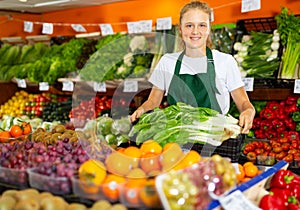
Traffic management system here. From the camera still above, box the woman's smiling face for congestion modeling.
[180,8,210,53]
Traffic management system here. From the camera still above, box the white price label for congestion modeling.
[294,79,300,94]
[123,80,138,92]
[242,77,254,92]
[156,17,172,30]
[99,24,114,36]
[42,23,53,34]
[39,82,49,91]
[127,20,152,34]
[219,190,261,210]
[93,82,107,92]
[62,81,74,91]
[71,24,86,32]
[241,0,261,13]
[139,20,153,33]
[24,21,33,33]
[16,78,27,88]
[127,22,138,34]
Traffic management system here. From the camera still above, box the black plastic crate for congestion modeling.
[183,134,245,162]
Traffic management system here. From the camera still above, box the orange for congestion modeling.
[102,174,126,201]
[140,153,161,174]
[236,164,245,182]
[123,146,142,168]
[244,164,258,178]
[243,162,254,168]
[140,140,162,156]
[140,178,161,208]
[10,125,23,138]
[105,152,134,176]
[178,150,201,168]
[117,147,126,153]
[78,159,107,193]
[0,131,11,143]
[161,142,183,172]
[123,178,146,205]
[21,122,32,135]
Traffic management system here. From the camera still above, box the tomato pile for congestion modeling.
[0,121,32,142]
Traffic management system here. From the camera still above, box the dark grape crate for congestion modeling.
[183,134,245,162]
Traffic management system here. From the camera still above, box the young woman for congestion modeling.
[130,1,255,134]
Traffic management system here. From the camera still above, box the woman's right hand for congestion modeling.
[130,107,145,122]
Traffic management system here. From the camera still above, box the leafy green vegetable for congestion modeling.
[129,102,241,147]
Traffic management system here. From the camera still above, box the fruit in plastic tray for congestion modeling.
[161,155,237,210]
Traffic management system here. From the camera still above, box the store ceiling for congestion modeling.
[0,0,129,14]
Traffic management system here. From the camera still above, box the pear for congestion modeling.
[0,196,16,210]
[14,198,39,210]
[66,203,87,210]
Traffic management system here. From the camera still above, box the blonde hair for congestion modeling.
[179,1,212,48]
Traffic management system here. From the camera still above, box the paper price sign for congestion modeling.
[139,20,152,33]
[156,17,172,30]
[93,82,107,92]
[219,190,261,210]
[24,21,33,33]
[39,82,49,91]
[123,80,138,92]
[294,79,300,94]
[71,24,86,32]
[62,81,74,91]
[127,22,139,34]
[242,77,254,92]
[241,0,261,13]
[100,24,114,36]
[42,23,53,34]
[16,78,27,88]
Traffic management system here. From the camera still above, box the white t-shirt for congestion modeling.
[149,50,244,114]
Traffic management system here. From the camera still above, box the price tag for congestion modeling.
[294,79,300,94]
[93,82,107,92]
[71,24,86,32]
[99,24,114,36]
[62,80,74,91]
[42,23,53,34]
[127,21,140,34]
[139,20,152,33]
[156,17,172,30]
[123,80,138,92]
[242,77,254,92]
[241,0,261,13]
[39,82,49,91]
[24,21,33,33]
[16,78,27,88]
[219,190,261,210]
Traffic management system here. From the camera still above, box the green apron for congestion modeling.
[167,47,222,113]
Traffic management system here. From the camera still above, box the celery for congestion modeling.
[280,33,300,79]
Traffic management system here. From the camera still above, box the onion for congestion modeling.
[271,41,280,51]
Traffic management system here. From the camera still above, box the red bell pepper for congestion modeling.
[287,196,300,210]
[266,101,280,111]
[260,108,276,119]
[291,184,300,201]
[285,104,299,114]
[272,118,286,133]
[270,169,294,189]
[270,187,292,202]
[259,192,287,210]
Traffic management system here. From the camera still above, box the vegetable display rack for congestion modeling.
[235,16,278,35]
[183,134,245,162]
